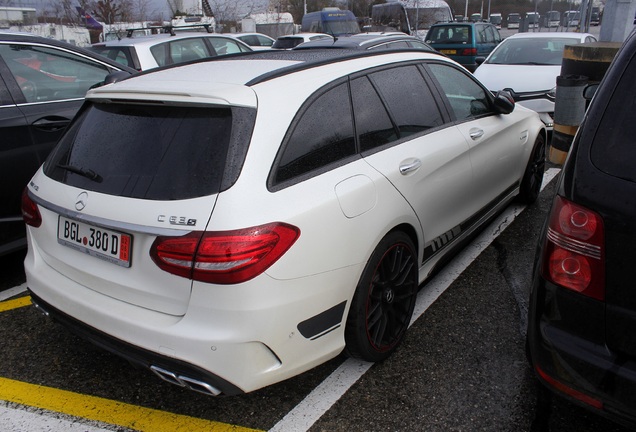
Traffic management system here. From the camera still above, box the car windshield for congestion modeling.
[486,37,580,65]
[426,26,471,44]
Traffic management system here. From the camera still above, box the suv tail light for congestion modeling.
[541,196,605,300]
[21,188,42,228]
[461,48,478,56]
[150,222,300,284]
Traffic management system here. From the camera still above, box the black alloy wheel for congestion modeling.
[345,231,418,362]
[518,134,546,204]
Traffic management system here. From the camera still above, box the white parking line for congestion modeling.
[0,405,114,432]
[270,168,560,432]
[0,283,27,302]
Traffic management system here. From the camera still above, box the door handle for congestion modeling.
[32,117,71,132]
[469,128,484,140]
[399,159,422,175]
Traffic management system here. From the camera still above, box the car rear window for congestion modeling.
[273,38,302,49]
[426,26,471,44]
[43,103,255,200]
[590,51,636,182]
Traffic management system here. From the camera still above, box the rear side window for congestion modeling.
[91,46,136,69]
[208,38,250,55]
[44,103,255,200]
[351,76,396,151]
[590,51,636,182]
[168,38,210,63]
[274,82,355,184]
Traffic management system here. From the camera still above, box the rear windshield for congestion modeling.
[44,102,255,200]
[590,50,636,182]
[426,26,472,44]
[273,38,303,49]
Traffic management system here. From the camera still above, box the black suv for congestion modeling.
[527,29,636,428]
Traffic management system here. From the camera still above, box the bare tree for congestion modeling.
[208,0,256,22]
[94,0,122,23]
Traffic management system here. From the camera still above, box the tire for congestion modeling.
[344,231,418,362]
[517,134,546,205]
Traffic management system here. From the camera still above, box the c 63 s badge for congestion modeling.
[157,215,197,226]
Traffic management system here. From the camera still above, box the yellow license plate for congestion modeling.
[440,49,457,55]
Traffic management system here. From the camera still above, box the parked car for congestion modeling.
[424,21,501,72]
[293,32,434,51]
[0,32,135,257]
[272,33,333,49]
[23,48,546,396]
[527,29,636,429]
[221,32,275,50]
[90,32,253,70]
[473,32,597,131]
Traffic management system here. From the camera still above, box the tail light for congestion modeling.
[150,222,300,284]
[21,188,42,228]
[460,48,477,56]
[541,196,605,300]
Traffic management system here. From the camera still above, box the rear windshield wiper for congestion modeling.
[57,164,103,183]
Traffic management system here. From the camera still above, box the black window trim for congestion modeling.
[357,62,450,158]
[267,76,360,192]
[267,60,459,192]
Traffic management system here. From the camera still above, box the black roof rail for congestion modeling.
[125,23,213,38]
[162,23,213,36]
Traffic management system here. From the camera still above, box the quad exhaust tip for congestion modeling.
[150,365,222,396]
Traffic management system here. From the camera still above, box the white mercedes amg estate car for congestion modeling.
[23,48,546,395]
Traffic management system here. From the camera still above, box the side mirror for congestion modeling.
[104,70,134,85]
[90,71,133,90]
[583,83,599,100]
[475,56,486,65]
[493,90,515,114]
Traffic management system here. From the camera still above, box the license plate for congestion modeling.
[440,49,457,55]
[58,216,132,267]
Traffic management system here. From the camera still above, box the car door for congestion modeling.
[0,69,32,253]
[355,64,475,264]
[0,41,120,253]
[426,62,528,215]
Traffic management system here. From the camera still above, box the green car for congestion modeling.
[425,22,501,72]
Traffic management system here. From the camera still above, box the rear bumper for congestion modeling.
[528,277,636,429]
[24,236,357,394]
[30,291,243,396]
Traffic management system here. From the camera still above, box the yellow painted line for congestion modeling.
[0,296,31,313]
[0,377,262,431]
